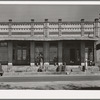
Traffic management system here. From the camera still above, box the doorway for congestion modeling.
[63,42,81,65]
[13,41,30,65]
[70,49,75,64]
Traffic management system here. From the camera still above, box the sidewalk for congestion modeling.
[1,66,100,90]
[2,66,100,77]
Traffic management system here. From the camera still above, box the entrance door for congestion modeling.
[16,48,29,65]
[13,42,30,65]
[70,48,80,65]
[63,42,81,65]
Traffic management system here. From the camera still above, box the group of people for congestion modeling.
[35,54,58,67]
[35,53,95,73]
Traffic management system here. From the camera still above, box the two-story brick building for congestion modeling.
[0,18,99,67]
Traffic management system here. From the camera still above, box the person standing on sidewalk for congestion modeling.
[90,60,94,73]
[53,57,58,66]
[39,53,44,69]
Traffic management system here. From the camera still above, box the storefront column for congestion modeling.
[58,41,62,65]
[44,42,49,65]
[30,41,35,66]
[8,41,13,66]
[81,19,84,37]
[94,41,97,65]
[81,41,85,66]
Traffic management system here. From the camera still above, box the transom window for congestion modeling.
[0,42,7,47]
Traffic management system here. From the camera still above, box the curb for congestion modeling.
[2,71,100,77]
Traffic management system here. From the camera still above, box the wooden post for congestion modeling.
[8,41,13,66]
[81,41,85,66]
[30,41,35,66]
[44,42,49,65]
[58,41,62,65]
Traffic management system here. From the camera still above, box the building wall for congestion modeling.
[0,19,99,41]
[0,19,98,66]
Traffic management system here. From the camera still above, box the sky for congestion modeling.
[0,5,100,22]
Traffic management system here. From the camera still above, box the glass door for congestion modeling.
[16,48,29,65]
[13,41,30,65]
[17,49,27,61]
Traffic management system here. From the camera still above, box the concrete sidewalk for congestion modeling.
[2,67,100,77]
[1,65,100,77]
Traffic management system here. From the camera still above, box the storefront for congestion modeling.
[0,40,95,66]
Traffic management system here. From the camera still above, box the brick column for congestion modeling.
[44,19,49,37]
[44,42,49,65]
[31,19,34,36]
[94,18,99,37]
[8,19,12,36]
[81,41,85,66]
[81,19,84,37]
[8,41,13,66]
[58,19,62,36]
[30,41,35,66]
[58,41,62,65]
[94,41,97,64]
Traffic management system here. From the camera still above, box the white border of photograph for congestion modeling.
[0,1,100,99]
